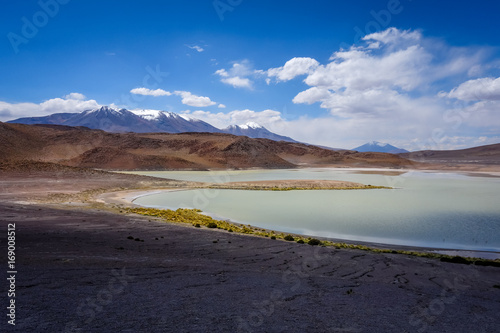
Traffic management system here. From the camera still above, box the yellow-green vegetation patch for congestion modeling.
[125,207,254,234]
[126,207,500,267]
[205,185,391,191]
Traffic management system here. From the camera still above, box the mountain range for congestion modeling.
[0,122,414,170]
[8,106,297,143]
[353,141,409,154]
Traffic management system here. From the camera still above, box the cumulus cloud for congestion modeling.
[130,87,218,107]
[444,77,500,101]
[173,91,216,107]
[0,94,100,121]
[130,87,172,96]
[267,57,319,82]
[292,87,332,105]
[215,60,259,89]
[181,109,284,129]
[220,75,252,89]
[64,92,86,100]
[259,27,484,123]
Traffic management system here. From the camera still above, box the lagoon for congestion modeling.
[128,169,500,255]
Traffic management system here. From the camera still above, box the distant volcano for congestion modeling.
[222,122,297,142]
[353,141,409,154]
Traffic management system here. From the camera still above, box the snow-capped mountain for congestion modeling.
[353,141,409,154]
[7,107,298,142]
[222,122,297,142]
[62,106,159,133]
[131,109,220,133]
[8,105,308,143]
[8,106,219,134]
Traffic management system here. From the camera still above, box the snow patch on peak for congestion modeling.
[240,122,263,129]
[131,109,163,121]
[85,106,124,115]
[178,114,200,122]
[178,113,201,123]
[367,141,388,147]
[132,109,182,121]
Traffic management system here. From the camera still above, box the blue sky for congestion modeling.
[1,0,500,150]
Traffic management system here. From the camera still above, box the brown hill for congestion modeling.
[400,143,500,165]
[0,122,414,170]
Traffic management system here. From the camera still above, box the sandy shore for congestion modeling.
[1,168,499,332]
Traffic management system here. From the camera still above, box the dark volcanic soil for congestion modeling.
[1,203,499,333]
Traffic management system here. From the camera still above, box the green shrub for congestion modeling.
[307,238,321,246]
[270,236,276,240]
[440,256,471,265]
[284,235,295,241]
[207,222,217,228]
[194,223,201,228]
[297,239,304,244]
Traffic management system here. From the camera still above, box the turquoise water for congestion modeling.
[129,169,500,253]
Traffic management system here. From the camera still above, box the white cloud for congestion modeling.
[215,60,258,89]
[292,87,332,105]
[257,27,485,129]
[173,91,216,107]
[445,77,500,101]
[218,104,226,108]
[0,94,100,121]
[130,87,172,96]
[267,57,319,82]
[186,45,204,52]
[215,69,228,77]
[64,92,86,100]
[181,109,284,129]
[220,76,252,89]
[362,27,422,48]
[130,88,218,107]
[177,106,433,150]
[303,44,431,95]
